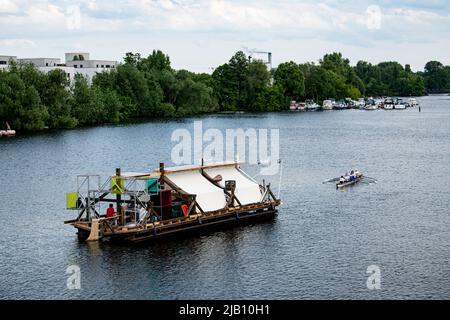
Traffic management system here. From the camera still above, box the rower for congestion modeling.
[339,176,345,183]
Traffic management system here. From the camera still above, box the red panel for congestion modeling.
[160,189,172,207]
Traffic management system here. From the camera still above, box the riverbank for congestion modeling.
[2,50,437,133]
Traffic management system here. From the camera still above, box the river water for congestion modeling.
[0,95,449,299]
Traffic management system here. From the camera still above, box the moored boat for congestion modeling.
[364,98,378,110]
[297,102,306,111]
[332,100,346,110]
[407,97,419,107]
[0,122,15,137]
[394,98,406,109]
[322,100,333,110]
[383,97,395,109]
[289,100,298,111]
[306,99,319,111]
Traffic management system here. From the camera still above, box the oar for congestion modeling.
[360,178,377,184]
[322,177,340,184]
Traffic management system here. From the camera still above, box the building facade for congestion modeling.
[0,52,118,82]
[0,55,17,69]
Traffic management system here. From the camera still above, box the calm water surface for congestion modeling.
[0,95,449,299]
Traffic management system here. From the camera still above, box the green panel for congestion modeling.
[111,177,124,194]
[172,204,182,218]
[146,178,159,193]
[66,192,78,209]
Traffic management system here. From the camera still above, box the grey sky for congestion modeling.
[1,0,449,71]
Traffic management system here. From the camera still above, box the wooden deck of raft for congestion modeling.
[70,199,280,242]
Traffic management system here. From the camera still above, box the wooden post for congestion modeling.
[116,167,122,226]
[159,162,165,190]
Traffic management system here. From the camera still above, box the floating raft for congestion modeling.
[64,161,280,243]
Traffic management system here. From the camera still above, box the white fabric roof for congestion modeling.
[166,171,226,212]
[206,167,262,205]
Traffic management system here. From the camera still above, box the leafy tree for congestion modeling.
[254,84,284,112]
[273,61,304,101]
[44,69,77,128]
[114,63,162,117]
[124,52,141,66]
[138,50,171,72]
[176,79,217,115]
[423,61,448,92]
[0,71,48,131]
[247,60,271,110]
[71,74,96,124]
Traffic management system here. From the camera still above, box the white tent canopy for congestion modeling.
[165,170,226,212]
[206,167,262,205]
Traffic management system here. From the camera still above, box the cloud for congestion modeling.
[0,38,36,48]
[1,0,450,70]
[0,0,20,13]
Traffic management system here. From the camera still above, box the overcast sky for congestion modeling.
[1,0,450,72]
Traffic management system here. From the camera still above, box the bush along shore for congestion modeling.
[1,50,448,132]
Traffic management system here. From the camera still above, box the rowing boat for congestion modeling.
[335,173,363,189]
[336,177,361,189]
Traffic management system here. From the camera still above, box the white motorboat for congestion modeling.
[297,102,306,111]
[383,98,395,109]
[394,98,406,109]
[306,100,319,111]
[408,98,419,107]
[289,100,298,111]
[332,100,346,110]
[322,100,333,110]
[0,122,15,137]
[355,98,365,109]
[364,103,378,110]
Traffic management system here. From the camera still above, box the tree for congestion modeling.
[18,86,48,131]
[211,51,249,111]
[159,69,181,106]
[176,79,217,115]
[212,63,236,110]
[71,74,96,124]
[424,61,448,92]
[246,60,271,110]
[124,52,141,66]
[114,63,163,117]
[228,51,250,110]
[0,71,48,131]
[273,61,305,101]
[320,52,351,76]
[254,84,284,112]
[138,50,171,72]
[44,69,77,128]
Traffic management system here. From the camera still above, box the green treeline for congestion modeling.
[0,50,448,132]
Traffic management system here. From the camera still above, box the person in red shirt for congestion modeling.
[106,204,115,219]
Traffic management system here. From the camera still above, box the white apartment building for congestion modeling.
[0,55,17,69]
[0,52,118,82]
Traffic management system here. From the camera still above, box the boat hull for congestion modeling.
[72,202,279,244]
[127,207,277,243]
[0,130,16,137]
[336,177,362,189]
